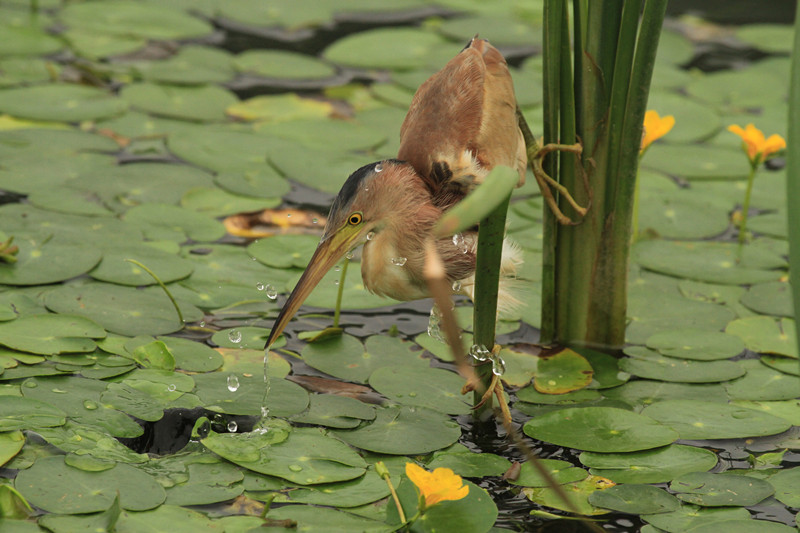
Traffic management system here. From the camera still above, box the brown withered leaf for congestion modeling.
[224,207,325,238]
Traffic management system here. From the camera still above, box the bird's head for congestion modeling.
[265,159,418,348]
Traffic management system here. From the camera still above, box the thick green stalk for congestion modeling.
[788,0,800,367]
[471,196,511,413]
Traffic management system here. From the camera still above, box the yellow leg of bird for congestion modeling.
[517,109,589,225]
[466,344,512,428]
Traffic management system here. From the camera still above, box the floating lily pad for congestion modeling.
[516,385,601,405]
[620,347,746,383]
[684,520,796,533]
[90,243,194,286]
[741,281,793,317]
[642,505,751,532]
[368,365,470,415]
[522,475,613,515]
[523,406,678,453]
[302,334,427,384]
[121,82,237,122]
[324,28,458,70]
[38,495,121,533]
[0,397,66,431]
[214,167,290,199]
[427,451,511,478]
[15,455,165,514]
[588,484,680,514]
[137,45,235,85]
[164,462,243,506]
[248,234,318,269]
[760,355,800,376]
[0,314,105,355]
[203,426,366,485]
[290,394,375,429]
[45,282,201,336]
[334,405,461,455]
[580,444,718,484]
[670,472,774,507]
[0,24,63,57]
[506,459,588,487]
[0,84,127,122]
[533,348,593,393]
[726,316,797,358]
[193,372,307,418]
[768,467,800,507]
[602,380,728,411]
[115,504,220,533]
[235,50,336,79]
[268,504,392,533]
[0,430,24,467]
[124,203,226,243]
[641,400,791,439]
[645,329,745,361]
[227,93,332,122]
[725,359,800,401]
[0,238,102,286]
[269,145,375,194]
[688,69,786,110]
[275,467,391,508]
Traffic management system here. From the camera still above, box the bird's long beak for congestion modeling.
[265,227,362,349]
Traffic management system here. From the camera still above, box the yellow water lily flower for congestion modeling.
[727,123,786,166]
[405,462,469,509]
[640,110,675,153]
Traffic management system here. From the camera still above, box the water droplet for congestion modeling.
[312,218,319,224]
[167,384,176,392]
[228,330,242,344]
[83,400,97,410]
[23,381,37,388]
[334,265,341,272]
[227,420,238,432]
[288,464,303,472]
[256,282,265,291]
[427,307,444,342]
[366,231,375,241]
[260,406,270,418]
[469,344,490,362]
[374,163,383,173]
[452,280,462,291]
[491,356,506,376]
[286,213,292,218]
[198,320,206,328]
[265,284,277,300]
[391,257,407,266]
[333,280,339,286]
[345,250,354,259]
[227,374,240,392]
[452,233,469,253]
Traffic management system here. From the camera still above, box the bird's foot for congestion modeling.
[531,142,589,225]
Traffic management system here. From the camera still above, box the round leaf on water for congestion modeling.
[0,24,63,57]
[15,455,165,514]
[90,244,194,286]
[670,472,774,507]
[248,234,318,269]
[533,348,593,393]
[687,69,786,110]
[268,504,392,533]
[645,91,721,143]
[276,467,390,508]
[368,365,470,415]
[724,359,800,401]
[588,484,680,514]
[137,45,235,85]
[180,186,279,218]
[580,444,718,484]
[121,82,237,122]
[0,239,102,286]
[642,144,749,180]
[114,504,219,533]
[0,84,127,122]
[733,399,800,425]
[192,372,308,418]
[302,334,427,384]
[0,314,105,355]
[290,393,375,429]
[685,520,796,533]
[643,505,751,532]
[334,405,461,455]
[620,346,745,383]
[506,459,588,487]
[211,327,285,351]
[45,283,201,336]
[736,24,794,52]
[124,203,226,243]
[227,93,331,122]
[214,167,290,199]
[516,386,601,405]
[427,451,511,478]
[645,329,745,361]
[521,475,613,516]
[760,355,800,376]
[641,400,791,439]
[100,382,165,422]
[235,50,336,79]
[164,462,244,506]
[603,380,728,411]
[726,316,798,358]
[157,336,222,373]
[0,397,66,431]
[577,347,630,389]
[522,406,678,453]
[269,145,375,194]
[740,281,794,317]
[203,427,366,485]
[768,467,800,507]
[0,431,24,467]
[324,28,458,70]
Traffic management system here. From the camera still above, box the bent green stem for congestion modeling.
[124,259,184,325]
[737,162,759,256]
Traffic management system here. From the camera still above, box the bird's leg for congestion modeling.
[467,344,513,427]
[517,108,589,225]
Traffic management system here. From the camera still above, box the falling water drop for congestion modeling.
[227,420,238,432]
[265,284,278,300]
[390,257,407,266]
[228,330,242,344]
[427,307,444,342]
[227,374,240,392]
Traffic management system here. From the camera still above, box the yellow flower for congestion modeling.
[641,110,675,152]
[728,123,786,166]
[405,463,469,509]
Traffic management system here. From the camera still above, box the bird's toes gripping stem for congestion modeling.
[462,344,513,427]
[530,142,589,226]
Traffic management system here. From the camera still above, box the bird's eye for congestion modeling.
[348,212,363,225]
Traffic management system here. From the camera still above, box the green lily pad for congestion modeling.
[290,394,375,429]
[588,484,680,514]
[603,380,728,411]
[100,382,166,422]
[269,145,375,195]
[90,243,194,286]
[638,190,731,239]
[522,406,678,452]
[733,400,800,426]
[368,365,470,415]
[670,472,774,507]
[181,186,281,217]
[334,405,461,455]
[687,69,786,110]
[643,505,751,533]
[302,334,428,384]
[533,348,593,393]
[15,455,165,514]
[506,459,588,487]
[0,397,66,431]
[0,314,105,355]
[275,467,391,508]
[45,282,202,336]
[0,431,24,467]
[0,238,102,286]
[121,82,237,122]
[248,234,319,269]
[641,400,791,439]
[0,24,63,57]
[685,519,796,533]
[740,281,794,317]
[136,45,235,85]
[620,347,746,383]
[645,328,745,360]
[268,504,392,533]
[634,240,786,285]
[736,24,794,52]
[725,359,800,400]
[203,426,366,485]
[0,84,127,122]
[38,494,121,533]
[157,336,222,373]
[192,372,308,418]
[227,94,332,122]
[768,467,800,507]
[645,91,721,143]
[235,50,336,79]
[164,462,243,506]
[747,211,788,239]
[214,167,290,199]
[580,444,719,484]
[522,475,613,515]
[115,504,220,533]
[760,355,800,376]
[124,203,226,243]
[427,451,511,478]
[516,386,601,405]
[324,28,458,70]
[726,316,797,358]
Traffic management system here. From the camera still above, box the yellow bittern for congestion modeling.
[265,38,532,348]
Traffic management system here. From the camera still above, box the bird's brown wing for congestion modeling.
[397,38,526,208]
